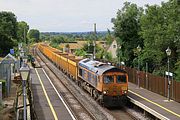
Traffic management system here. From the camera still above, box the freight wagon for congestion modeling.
[38,43,128,106]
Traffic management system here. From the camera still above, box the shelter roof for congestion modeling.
[0,53,17,64]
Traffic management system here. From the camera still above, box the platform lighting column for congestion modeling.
[20,64,30,120]
[137,45,141,88]
[93,23,97,60]
[118,45,122,68]
[88,42,90,53]
[20,48,25,67]
[166,47,171,101]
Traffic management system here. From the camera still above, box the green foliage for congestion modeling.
[83,41,95,53]
[0,11,18,39]
[112,0,179,80]
[139,0,179,74]
[112,2,143,66]
[0,11,18,56]
[104,29,113,45]
[95,46,112,61]
[17,21,29,43]
[75,49,86,57]
[175,61,180,81]
[28,29,40,43]
[51,36,65,44]
[49,35,68,49]
[50,43,61,49]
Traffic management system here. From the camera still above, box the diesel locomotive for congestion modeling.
[38,43,128,106]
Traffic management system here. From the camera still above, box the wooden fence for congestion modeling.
[96,59,180,103]
[124,67,180,103]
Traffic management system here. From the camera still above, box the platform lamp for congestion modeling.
[118,45,122,68]
[137,45,141,88]
[166,47,171,101]
[20,49,25,68]
[23,55,28,65]
[20,65,30,120]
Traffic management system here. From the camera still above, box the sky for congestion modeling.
[0,0,168,32]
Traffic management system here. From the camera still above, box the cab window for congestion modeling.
[117,75,126,83]
[79,68,82,76]
[104,76,114,84]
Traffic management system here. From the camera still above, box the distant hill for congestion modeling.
[41,31,108,36]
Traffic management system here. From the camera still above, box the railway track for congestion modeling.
[33,46,138,120]
[34,46,112,120]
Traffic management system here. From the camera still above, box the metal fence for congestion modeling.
[0,61,11,97]
[0,53,18,97]
[124,67,180,103]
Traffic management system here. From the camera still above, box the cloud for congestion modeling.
[0,0,167,32]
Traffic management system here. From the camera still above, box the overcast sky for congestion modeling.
[0,0,167,32]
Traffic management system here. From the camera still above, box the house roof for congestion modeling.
[106,39,117,50]
[59,41,106,50]
[59,41,86,50]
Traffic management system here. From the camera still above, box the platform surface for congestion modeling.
[31,68,74,120]
[128,82,180,120]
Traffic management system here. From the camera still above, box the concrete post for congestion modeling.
[7,65,11,97]
[0,82,2,102]
[23,80,27,120]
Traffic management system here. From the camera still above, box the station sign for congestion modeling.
[165,71,173,77]
[10,49,14,55]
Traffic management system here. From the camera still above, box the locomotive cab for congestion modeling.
[102,73,128,96]
[78,58,128,106]
[102,69,128,106]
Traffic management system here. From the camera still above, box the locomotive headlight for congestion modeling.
[103,91,107,94]
[123,90,127,94]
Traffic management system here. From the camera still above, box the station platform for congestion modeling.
[31,68,75,120]
[128,82,180,120]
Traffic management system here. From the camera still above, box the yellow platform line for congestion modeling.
[129,90,180,118]
[35,68,58,120]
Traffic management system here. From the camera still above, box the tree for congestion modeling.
[28,29,40,43]
[104,29,113,45]
[139,0,179,74]
[175,61,180,81]
[17,21,29,43]
[75,49,86,57]
[51,36,65,44]
[0,11,18,56]
[112,2,144,66]
[0,11,18,39]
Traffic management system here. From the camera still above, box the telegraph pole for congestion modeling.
[93,23,96,60]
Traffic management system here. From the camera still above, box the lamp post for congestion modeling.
[118,45,122,68]
[20,64,30,120]
[20,49,24,68]
[137,45,141,88]
[166,47,171,101]
[23,56,28,65]
[93,41,96,59]
[93,23,97,60]
[88,42,90,53]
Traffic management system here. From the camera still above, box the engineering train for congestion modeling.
[38,43,128,106]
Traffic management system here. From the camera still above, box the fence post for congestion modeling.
[0,82,2,102]
[172,75,173,99]
[165,74,166,97]
[146,62,148,89]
